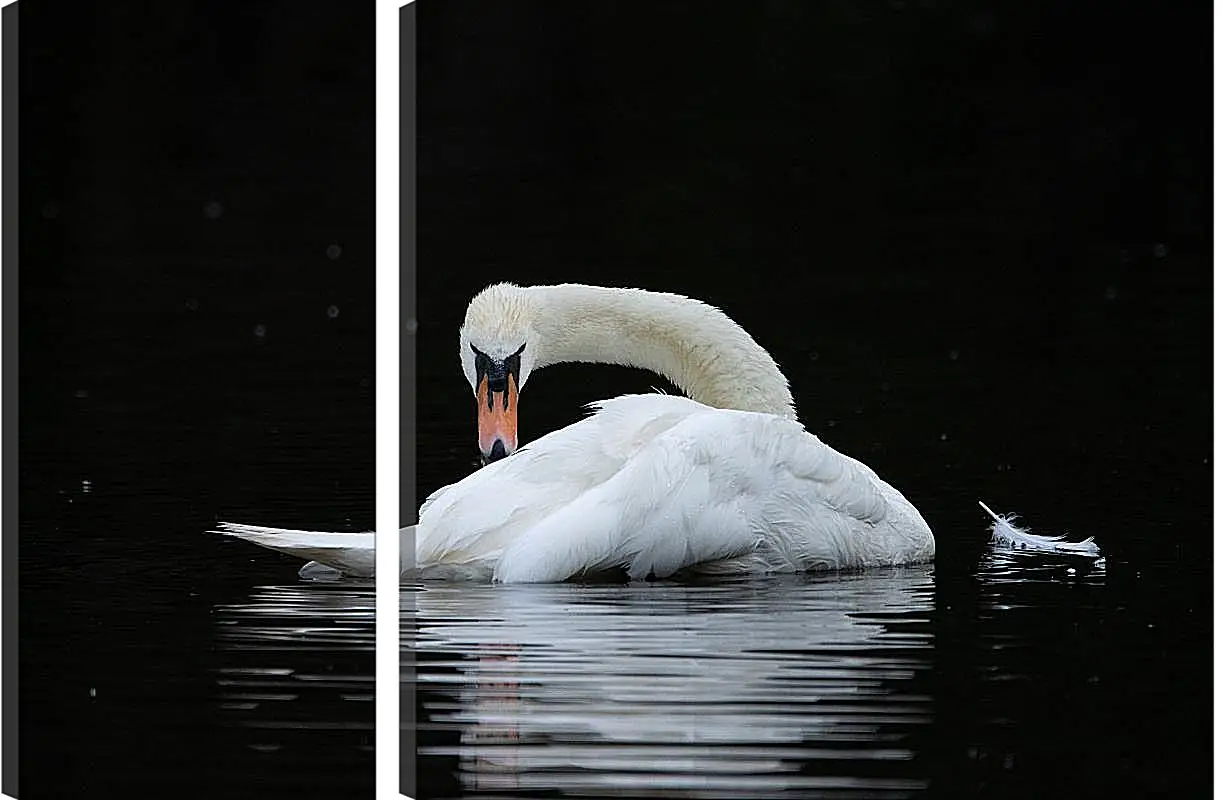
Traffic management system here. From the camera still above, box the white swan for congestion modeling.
[218,283,935,583]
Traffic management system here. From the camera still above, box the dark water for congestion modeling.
[213,583,375,762]
[411,2,1210,797]
[17,3,376,797]
[408,571,940,798]
[407,550,1138,799]
[406,509,1205,798]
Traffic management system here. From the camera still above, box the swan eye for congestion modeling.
[504,343,525,382]
[470,344,493,384]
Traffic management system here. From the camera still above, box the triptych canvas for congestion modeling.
[2,2,1212,799]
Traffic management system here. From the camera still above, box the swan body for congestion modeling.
[218,283,936,583]
[416,393,933,583]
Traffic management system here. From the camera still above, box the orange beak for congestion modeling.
[477,373,518,463]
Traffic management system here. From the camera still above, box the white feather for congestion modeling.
[977,501,1101,557]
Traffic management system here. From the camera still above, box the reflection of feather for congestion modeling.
[977,501,1101,557]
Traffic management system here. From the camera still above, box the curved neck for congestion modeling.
[526,284,796,419]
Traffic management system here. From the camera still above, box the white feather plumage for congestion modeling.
[977,501,1101,557]
[213,522,389,579]
[415,393,935,583]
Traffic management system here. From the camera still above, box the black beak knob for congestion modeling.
[488,439,508,462]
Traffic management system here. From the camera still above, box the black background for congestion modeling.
[414,2,1210,797]
[18,2,374,798]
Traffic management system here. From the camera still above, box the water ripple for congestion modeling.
[405,568,936,798]
[212,583,375,755]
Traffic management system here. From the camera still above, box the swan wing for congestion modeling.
[489,395,896,583]
[415,394,701,569]
[215,523,377,577]
[417,393,923,584]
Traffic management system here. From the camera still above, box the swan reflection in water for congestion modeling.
[211,583,375,768]
[406,568,937,798]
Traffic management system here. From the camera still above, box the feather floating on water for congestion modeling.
[977,501,1101,557]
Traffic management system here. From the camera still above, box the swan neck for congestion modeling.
[530,285,796,418]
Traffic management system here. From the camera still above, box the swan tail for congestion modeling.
[213,522,377,578]
[976,501,1101,557]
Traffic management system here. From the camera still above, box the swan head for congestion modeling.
[459,283,538,464]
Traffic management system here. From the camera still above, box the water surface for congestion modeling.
[213,582,375,762]
[408,569,937,798]
[406,533,1206,799]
